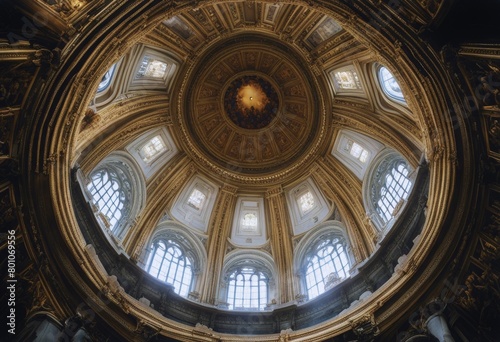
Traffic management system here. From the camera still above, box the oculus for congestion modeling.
[224,75,279,129]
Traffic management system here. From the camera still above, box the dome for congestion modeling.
[3,1,500,341]
[180,35,323,177]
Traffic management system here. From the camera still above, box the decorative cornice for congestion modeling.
[459,44,500,59]
[265,186,283,198]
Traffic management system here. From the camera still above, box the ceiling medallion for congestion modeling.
[224,75,279,130]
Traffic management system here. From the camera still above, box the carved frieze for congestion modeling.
[0,110,16,158]
[0,186,18,236]
[79,108,100,132]
[18,264,60,320]
[225,53,243,73]
[37,0,88,19]
[0,59,36,109]
[350,313,379,340]
[275,64,297,84]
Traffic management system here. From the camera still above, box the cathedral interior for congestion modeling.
[1,0,500,341]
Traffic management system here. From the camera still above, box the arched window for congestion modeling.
[376,161,412,222]
[227,266,268,310]
[378,66,405,102]
[303,234,350,300]
[294,222,354,302]
[364,150,414,229]
[220,251,276,310]
[141,223,205,299]
[146,239,193,297]
[86,153,145,239]
[87,164,131,233]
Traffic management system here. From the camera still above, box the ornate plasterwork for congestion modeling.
[178,39,324,179]
[18,264,62,320]
[175,34,328,185]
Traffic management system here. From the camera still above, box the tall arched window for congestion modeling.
[303,234,350,300]
[141,224,205,299]
[87,165,131,233]
[146,239,193,297]
[86,153,145,239]
[294,223,354,302]
[364,150,414,229]
[220,251,276,311]
[376,161,412,222]
[226,266,268,310]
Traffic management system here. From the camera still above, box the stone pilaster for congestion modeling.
[200,184,238,305]
[266,186,295,304]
